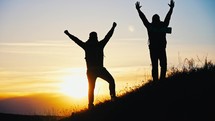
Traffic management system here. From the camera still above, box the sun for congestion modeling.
[60,75,88,99]
[128,25,135,32]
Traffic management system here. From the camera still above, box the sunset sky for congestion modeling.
[0,0,215,115]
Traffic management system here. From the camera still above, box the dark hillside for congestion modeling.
[60,63,215,121]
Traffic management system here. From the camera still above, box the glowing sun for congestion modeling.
[60,75,88,99]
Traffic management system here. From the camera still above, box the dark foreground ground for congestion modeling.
[60,64,215,121]
[1,64,214,121]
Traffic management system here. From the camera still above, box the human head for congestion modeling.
[152,14,160,24]
[89,31,98,42]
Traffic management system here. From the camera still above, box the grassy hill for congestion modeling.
[60,60,215,121]
[0,59,214,121]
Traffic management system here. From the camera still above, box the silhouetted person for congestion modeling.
[135,0,175,81]
[64,22,117,109]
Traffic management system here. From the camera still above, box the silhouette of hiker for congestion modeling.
[135,0,175,81]
[64,22,117,109]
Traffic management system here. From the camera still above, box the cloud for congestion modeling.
[0,40,71,47]
[0,93,80,116]
[0,40,75,55]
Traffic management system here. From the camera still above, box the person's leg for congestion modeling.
[159,48,167,80]
[98,68,116,101]
[87,70,97,109]
[150,49,159,81]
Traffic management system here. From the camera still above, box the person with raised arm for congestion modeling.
[64,22,117,109]
[135,0,175,81]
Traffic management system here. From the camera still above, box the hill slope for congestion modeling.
[60,64,215,121]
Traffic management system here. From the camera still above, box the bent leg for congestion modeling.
[98,68,116,99]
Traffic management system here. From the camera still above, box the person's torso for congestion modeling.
[84,42,104,69]
[147,22,167,49]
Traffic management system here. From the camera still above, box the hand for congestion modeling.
[64,30,69,35]
[113,22,117,28]
[168,0,175,8]
[135,1,142,10]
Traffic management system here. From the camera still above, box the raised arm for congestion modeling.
[100,22,117,46]
[64,30,85,48]
[164,0,175,26]
[135,1,150,28]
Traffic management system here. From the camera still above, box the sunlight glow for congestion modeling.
[128,25,135,32]
[60,75,88,99]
